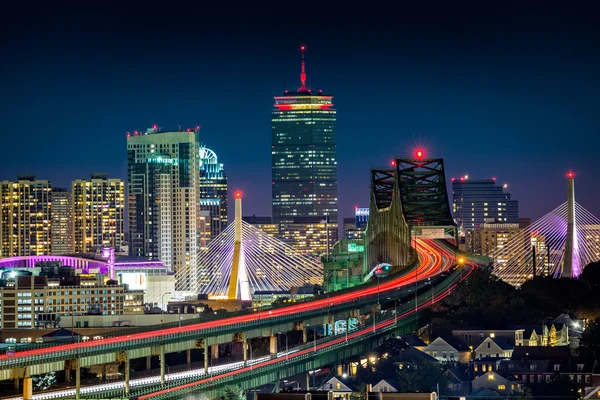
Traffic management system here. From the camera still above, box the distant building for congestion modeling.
[127,126,201,290]
[498,346,596,388]
[452,177,518,229]
[198,145,228,239]
[344,207,369,240]
[465,222,521,257]
[0,175,52,257]
[72,173,125,253]
[50,188,74,255]
[0,272,138,329]
[271,48,338,228]
[244,215,337,257]
[242,215,280,237]
[279,217,337,257]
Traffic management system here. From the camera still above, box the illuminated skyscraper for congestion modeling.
[72,173,125,253]
[51,188,74,255]
[199,145,228,239]
[127,126,201,291]
[271,47,338,232]
[0,175,52,257]
[452,177,519,229]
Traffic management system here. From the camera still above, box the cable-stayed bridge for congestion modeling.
[196,220,323,300]
[492,174,600,286]
[0,152,486,400]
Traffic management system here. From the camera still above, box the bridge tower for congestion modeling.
[227,191,250,300]
[562,172,580,278]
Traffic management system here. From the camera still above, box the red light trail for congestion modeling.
[0,240,457,366]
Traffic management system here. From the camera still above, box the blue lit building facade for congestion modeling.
[452,178,519,229]
[198,146,228,239]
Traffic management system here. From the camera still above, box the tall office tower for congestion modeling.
[199,145,228,239]
[50,188,74,254]
[72,173,125,254]
[452,177,519,230]
[271,47,338,236]
[0,175,52,257]
[127,126,201,291]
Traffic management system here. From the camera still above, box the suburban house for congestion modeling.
[473,356,503,375]
[474,336,514,359]
[318,377,357,397]
[371,379,400,393]
[471,371,522,396]
[423,336,471,364]
[453,329,525,349]
[443,367,470,396]
[400,333,428,350]
[515,322,569,346]
[498,346,598,387]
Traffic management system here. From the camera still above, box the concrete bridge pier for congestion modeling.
[269,336,277,355]
[204,344,209,372]
[302,327,307,343]
[146,355,152,370]
[75,359,81,400]
[186,348,192,364]
[13,375,19,390]
[211,344,219,360]
[117,351,130,395]
[160,345,165,386]
[23,375,32,400]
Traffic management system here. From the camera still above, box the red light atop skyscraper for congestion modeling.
[235,191,242,199]
[567,171,575,178]
[153,125,157,129]
[415,149,424,159]
[391,160,396,166]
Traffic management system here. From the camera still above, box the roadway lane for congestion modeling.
[0,240,447,366]
[1,240,469,400]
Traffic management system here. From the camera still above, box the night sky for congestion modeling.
[2,2,599,222]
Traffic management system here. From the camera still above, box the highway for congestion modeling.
[1,239,475,399]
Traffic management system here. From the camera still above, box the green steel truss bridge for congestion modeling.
[0,155,483,400]
[366,156,458,270]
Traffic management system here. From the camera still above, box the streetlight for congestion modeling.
[161,292,172,314]
[278,332,289,360]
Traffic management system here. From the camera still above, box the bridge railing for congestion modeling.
[80,264,469,400]
[0,256,461,370]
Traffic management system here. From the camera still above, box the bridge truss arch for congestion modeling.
[365,157,457,271]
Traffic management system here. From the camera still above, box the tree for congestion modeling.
[32,372,57,391]
[580,261,600,288]
[579,318,600,364]
[395,361,448,393]
[223,385,245,400]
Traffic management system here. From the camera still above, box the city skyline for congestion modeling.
[2,3,599,222]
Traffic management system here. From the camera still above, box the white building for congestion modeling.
[127,127,201,292]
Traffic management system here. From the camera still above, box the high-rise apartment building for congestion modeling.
[243,215,337,257]
[51,188,74,255]
[0,175,52,257]
[127,126,200,291]
[271,47,338,234]
[72,173,125,254]
[452,177,519,229]
[199,145,228,239]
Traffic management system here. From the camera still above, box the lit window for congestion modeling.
[498,385,506,390]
